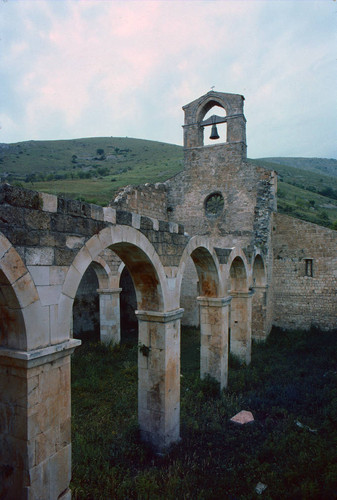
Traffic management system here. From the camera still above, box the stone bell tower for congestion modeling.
[182,90,247,159]
[166,91,252,239]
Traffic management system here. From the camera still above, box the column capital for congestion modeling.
[0,339,81,368]
[197,296,232,307]
[135,308,184,323]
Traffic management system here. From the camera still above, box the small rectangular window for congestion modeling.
[305,259,313,277]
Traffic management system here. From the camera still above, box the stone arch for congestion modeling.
[177,238,230,388]
[229,256,249,292]
[177,236,224,300]
[59,225,169,340]
[196,96,230,123]
[62,226,180,451]
[252,253,266,287]
[252,253,268,341]
[197,98,227,146]
[0,233,41,351]
[91,257,112,289]
[73,260,110,343]
[0,269,26,350]
[227,250,252,364]
[0,233,78,499]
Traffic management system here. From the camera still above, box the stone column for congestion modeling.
[97,288,122,344]
[0,339,80,500]
[198,296,231,390]
[252,285,268,341]
[230,291,253,365]
[135,308,184,452]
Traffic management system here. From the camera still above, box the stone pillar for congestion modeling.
[97,288,122,344]
[198,296,231,390]
[252,285,268,341]
[0,339,80,500]
[135,308,184,452]
[230,291,253,365]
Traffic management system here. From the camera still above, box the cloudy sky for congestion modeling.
[1,0,336,158]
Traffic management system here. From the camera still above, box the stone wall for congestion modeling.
[112,183,169,220]
[166,149,276,250]
[272,213,337,331]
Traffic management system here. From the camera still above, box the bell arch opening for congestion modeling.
[201,103,227,146]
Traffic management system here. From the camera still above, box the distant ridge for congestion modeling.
[259,157,337,178]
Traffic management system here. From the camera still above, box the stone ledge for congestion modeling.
[97,288,122,294]
[0,339,81,368]
[135,308,184,323]
[197,296,232,307]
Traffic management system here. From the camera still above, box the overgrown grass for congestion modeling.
[72,326,337,499]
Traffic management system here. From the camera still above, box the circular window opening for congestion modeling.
[205,192,224,217]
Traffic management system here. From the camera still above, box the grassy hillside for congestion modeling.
[1,138,337,228]
[0,137,183,205]
[250,158,337,229]
[261,157,337,178]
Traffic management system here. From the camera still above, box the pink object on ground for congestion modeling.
[230,410,254,424]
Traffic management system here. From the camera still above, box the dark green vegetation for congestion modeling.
[71,327,337,499]
[252,157,337,229]
[1,137,337,228]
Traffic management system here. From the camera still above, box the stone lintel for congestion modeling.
[97,288,122,295]
[0,339,81,368]
[197,296,231,307]
[136,308,184,323]
[183,140,247,150]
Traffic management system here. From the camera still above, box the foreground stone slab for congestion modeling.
[230,410,254,424]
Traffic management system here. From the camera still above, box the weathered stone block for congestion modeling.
[116,210,132,226]
[26,247,54,266]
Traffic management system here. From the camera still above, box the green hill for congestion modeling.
[250,158,337,229]
[1,138,336,229]
[0,137,183,205]
[261,157,337,178]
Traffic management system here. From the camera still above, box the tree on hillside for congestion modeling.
[96,148,105,160]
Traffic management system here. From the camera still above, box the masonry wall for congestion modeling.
[112,183,169,220]
[166,146,276,251]
[272,213,337,331]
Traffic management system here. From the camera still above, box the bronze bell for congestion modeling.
[209,123,220,140]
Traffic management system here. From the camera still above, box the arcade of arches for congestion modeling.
[1,91,336,499]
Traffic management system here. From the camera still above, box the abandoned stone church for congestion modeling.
[1,91,336,499]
